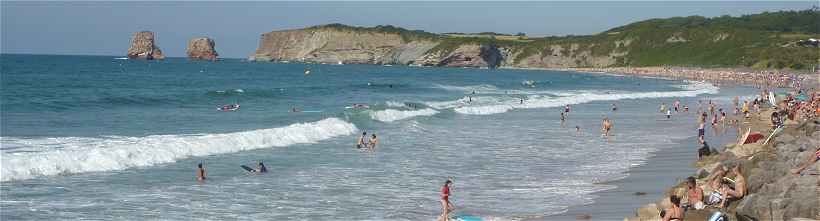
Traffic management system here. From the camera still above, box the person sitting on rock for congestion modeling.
[685,176,705,210]
[661,195,684,221]
[718,165,746,208]
[697,136,711,160]
[791,147,820,175]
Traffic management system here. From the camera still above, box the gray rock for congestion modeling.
[695,168,710,178]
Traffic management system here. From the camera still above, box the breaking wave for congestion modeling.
[438,81,719,115]
[0,118,357,182]
[369,108,439,122]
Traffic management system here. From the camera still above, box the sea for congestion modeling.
[0,54,755,220]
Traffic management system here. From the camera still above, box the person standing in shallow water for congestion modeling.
[438,180,454,221]
[197,163,206,182]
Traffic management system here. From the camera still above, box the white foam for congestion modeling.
[450,81,719,115]
[370,108,439,122]
[434,84,498,92]
[0,118,357,182]
[384,101,405,108]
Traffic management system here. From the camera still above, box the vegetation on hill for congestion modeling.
[304,9,820,69]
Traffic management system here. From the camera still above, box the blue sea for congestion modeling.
[1,54,752,220]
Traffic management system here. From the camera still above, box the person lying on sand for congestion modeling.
[791,147,820,175]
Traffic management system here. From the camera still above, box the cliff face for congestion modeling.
[127,31,164,60]
[251,28,438,65]
[250,26,618,69]
[187,37,218,60]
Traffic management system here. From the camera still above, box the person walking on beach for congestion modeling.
[197,163,207,182]
[438,179,455,221]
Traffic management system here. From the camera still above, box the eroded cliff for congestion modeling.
[127,31,165,60]
[187,37,218,60]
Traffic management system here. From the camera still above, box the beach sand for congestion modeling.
[540,129,738,221]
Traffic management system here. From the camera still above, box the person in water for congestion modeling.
[368,134,379,150]
[601,117,612,138]
[612,103,618,111]
[257,162,268,173]
[438,179,454,221]
[560,112,566,126]
[356,132,368,149]
[666,108,672,119]
[197,163,206,182]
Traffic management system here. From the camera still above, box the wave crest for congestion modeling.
[0,118,357,182]
[370,108,439,122]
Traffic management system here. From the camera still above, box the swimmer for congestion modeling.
[197,163,206,182]
[356,132,368,149]
[368,134,379,150]
[666,108,672,119]
[576,125,581,136]
[602,117,612,138]
[612,103,618,111]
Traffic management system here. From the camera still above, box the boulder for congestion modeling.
[636,203,661,221]
[186,37,218,60]
[127,31,164,60]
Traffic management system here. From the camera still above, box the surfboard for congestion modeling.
[762,126,784,145]
[737,128,751,147]
[768,92,776,106]
[240,165,255,173]
[452,213,484,221]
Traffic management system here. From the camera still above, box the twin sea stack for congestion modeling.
[126,31,219,61]
[127,31,165,60]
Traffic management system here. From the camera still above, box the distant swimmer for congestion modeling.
[292,106,301,112]
[520,99,524,105]
[576,125,581,136]
[356,132,368,149]
[666,108,672,119]
[257,162,268,173]
[684,105,689,112]
[565,104,571,113]
[612,103,618,111]
[368,134,379,151]
[602,117,612,138]
[660,102,668,113]
[197,163,207,182]
[674,99,681,112]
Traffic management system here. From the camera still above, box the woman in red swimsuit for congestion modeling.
[439,180,454,221]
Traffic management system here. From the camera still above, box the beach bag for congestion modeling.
[708,211,728,221]
[707,191,723,205]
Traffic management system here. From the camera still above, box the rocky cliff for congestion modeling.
[250,25,634,69]
[187,37,218,60]
[251,10,820,69]
[127,31,165,60]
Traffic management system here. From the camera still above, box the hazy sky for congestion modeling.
[1,1,814,58]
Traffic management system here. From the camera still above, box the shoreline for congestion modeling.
[533,67,819,220]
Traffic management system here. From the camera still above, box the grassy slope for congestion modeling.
[304,10,820,69]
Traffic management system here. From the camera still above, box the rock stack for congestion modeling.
[186,37,218,60]
[127,31,165,60]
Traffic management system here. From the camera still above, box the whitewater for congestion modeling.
[1,55,756,220]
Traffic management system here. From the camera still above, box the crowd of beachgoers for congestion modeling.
[612,70,820,220]
[567,66,816,89]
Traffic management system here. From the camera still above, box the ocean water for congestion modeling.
[1,54,752,220]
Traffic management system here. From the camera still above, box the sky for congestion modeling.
[1,1,815,58]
